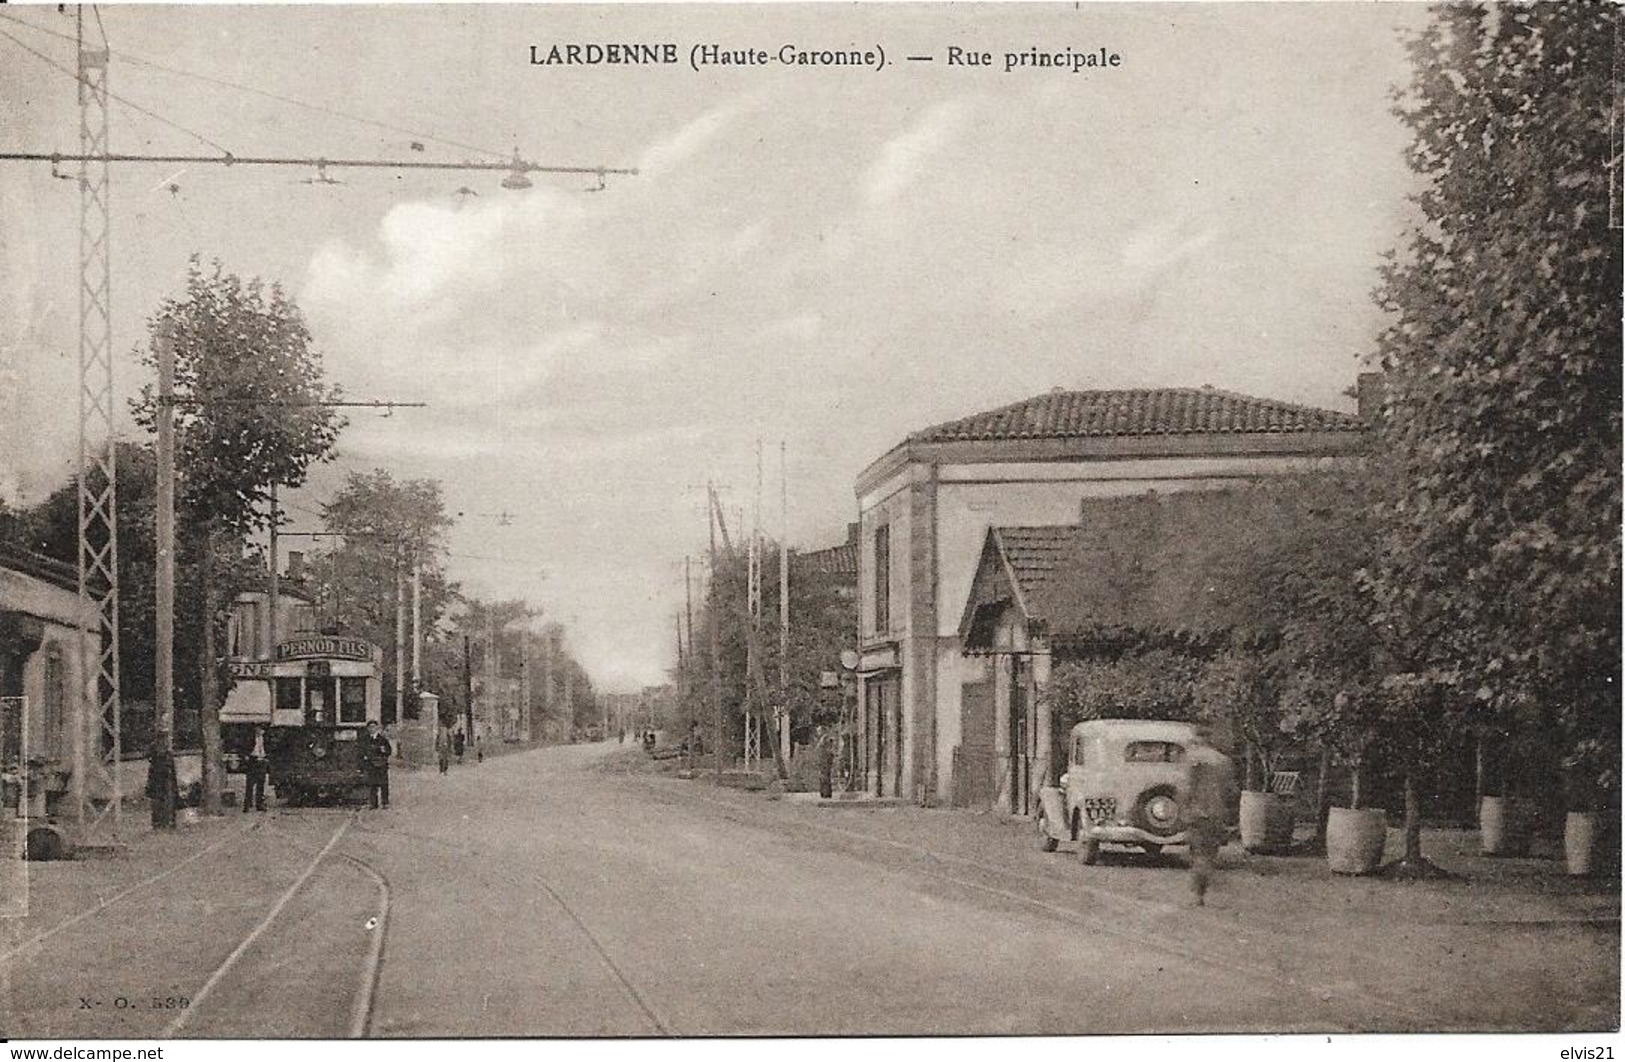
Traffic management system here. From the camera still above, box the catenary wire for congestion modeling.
[0,28,233,156]
[0,10,506,162]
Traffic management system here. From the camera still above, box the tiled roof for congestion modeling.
[989,526,1087,603]
[794,541,859,578]
[912,387,1362,443]
[0,541,79,594]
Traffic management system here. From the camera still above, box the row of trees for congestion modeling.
[2,259,595,812]
[1049,2,1620,870]
[668,538,856,769]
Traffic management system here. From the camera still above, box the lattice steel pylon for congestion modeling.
[71,7,121,840]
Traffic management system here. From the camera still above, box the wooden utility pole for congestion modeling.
[462,634,474,746]
[519,631,532,743]
[153,329,175,771]
[267,482,280,655]
[779,439,790,762]
[394,544,407,726]
[411,555,422,694]
[708,484,724,781]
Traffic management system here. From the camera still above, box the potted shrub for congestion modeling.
[1562,739,1611,877]
[1194,649,1296,853]
[1318,691,1388,874]
[1479,791,1532,857]
[1476,715,1534,857]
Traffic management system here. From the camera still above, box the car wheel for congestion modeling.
[1135,785,1183,840]
[1078,836,1100,865]
[1036,808,1059,853]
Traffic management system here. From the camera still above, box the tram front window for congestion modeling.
[339,678,368,724]
[275,678,302,716]
[305,678,336,725]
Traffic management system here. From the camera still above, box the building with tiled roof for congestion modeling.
[852,380,1372,810]
[910,386,1362,443]
[792,522,860,585]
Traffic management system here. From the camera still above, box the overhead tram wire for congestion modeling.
[0,10,506,162]
[0,28,232,156]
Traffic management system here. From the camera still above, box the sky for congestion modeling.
[0,2,1429,691]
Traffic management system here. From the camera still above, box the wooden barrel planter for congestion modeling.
[1480,795,1532,857]
[1325,806,1387,874]
[1239,790,1295,853]
[1565,811,1599,877]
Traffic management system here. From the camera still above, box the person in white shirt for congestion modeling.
[242,725,269,813]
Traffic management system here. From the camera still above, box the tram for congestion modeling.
[221,591,383,805]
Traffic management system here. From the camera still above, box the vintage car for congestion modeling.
[1035,718,1234,864]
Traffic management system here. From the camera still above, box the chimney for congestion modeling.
[1356,372,1385,425]
[846,521,860,546]
[286,550,306,581]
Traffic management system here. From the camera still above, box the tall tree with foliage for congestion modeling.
[1372,3,1622,863]
[306,469,457,716]
[133,260,345,813]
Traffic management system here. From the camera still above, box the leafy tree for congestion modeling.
[1048,649,1204,731]
[674,536,858,773]
[132,260,345,813]
[1372,3,1621,864]
[305,469,457,717]
[0,443,262,754]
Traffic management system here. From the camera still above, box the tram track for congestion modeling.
[614,764,1441,1030]
[350,818,671,1035]
[162,811,392,1038]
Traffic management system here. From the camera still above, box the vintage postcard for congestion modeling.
[0,1,1617,1056]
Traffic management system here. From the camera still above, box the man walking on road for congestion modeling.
[364,721,393,808]
[242,724,269,812]
[1184,747,1235,907]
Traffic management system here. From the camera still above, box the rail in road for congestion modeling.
[349,817,673,1035]
[610,761,1444,1030]
[2,811,391,1039]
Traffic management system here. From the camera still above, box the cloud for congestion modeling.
[637,96,762,178]
[862,100,972,206]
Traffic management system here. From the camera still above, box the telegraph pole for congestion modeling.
[0,17,636,837]
[779,439,790,762]
[707,483,724,781]
[394,541,407,727]
[410,554,422,694]
[153,329,175,782]
[267,482,280,654]
[462,634,474,750]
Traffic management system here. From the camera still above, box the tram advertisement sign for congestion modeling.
[276,636,372,662]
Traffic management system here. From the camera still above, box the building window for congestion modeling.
[872,524,891,635]
[43,645,64,760]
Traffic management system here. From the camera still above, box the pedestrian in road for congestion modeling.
[437,725,451,775]
[453,728,466,764]
[146,732,179,830]
[242,724,269,812]
[817,727,837,799]
[1184,748,1234,907]
[364,720,393,809]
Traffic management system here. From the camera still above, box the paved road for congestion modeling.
[3,741,1616,1037]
